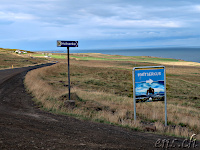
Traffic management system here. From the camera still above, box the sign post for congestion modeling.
[57,41,78,100]
[67,46,70,100]
[132,66,167,126]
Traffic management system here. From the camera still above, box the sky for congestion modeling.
[0,0,200,51]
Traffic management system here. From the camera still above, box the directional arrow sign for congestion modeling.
[133,66,165,103]
[146,79,153,84]
[132,66,167,126]
[57,41,78,47]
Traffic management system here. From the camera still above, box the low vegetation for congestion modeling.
[24,53,200,140]
[0,48,47,69]
[32,53,66,59]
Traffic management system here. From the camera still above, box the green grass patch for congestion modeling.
[70,55,180,62]
[51,55,66,59]
[32,54,45,57]
[32,54,66,59]
[136,57,180,62]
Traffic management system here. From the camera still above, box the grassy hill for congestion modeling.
[0,48,47,69]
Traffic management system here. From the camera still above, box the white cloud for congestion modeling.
[94,17,182,28]
[193,5,200,12]
[0,11,37,21]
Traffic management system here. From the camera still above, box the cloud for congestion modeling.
[0,11,37,21]
[192,5,200,12]
[0,0,200,50]
[95,18,182,28]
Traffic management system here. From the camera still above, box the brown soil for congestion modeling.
[0,64,198,150]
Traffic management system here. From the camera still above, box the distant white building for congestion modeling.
[15,50,27,54]
[15,50,22,54]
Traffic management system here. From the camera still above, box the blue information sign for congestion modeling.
[132,66,167,126]
[133,66,165,103]
[57,41,78,47]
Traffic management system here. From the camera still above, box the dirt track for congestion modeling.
[0,64,198,150]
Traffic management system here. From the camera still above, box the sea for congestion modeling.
[44,48,200,63]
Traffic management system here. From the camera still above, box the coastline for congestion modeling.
[36,48,200,63]
[33,52,200,67]
[70,53,200,67]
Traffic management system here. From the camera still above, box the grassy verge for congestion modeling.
[24,53,200,140]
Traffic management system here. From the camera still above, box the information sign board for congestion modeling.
[132,66,167,126]
[134,67,165,103]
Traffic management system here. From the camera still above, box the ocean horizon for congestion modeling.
[35,48,200,63]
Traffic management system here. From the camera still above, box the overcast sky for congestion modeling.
[0,0,200,51]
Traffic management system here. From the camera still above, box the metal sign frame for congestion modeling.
[132,66,167,126]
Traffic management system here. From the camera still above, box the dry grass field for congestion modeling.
[24,53,200,140]
[0,48,48,69]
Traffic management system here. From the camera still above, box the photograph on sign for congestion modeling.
[134,67,165,103]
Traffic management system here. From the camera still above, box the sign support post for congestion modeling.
[132,70,137,121]
[57,41,78,100]
[67,46,71,100]
[164,68,167,126]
